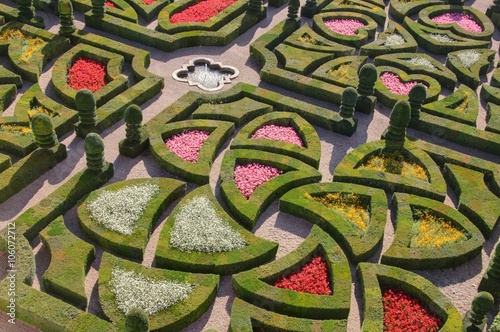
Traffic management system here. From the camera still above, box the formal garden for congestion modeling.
[0,0,500,331]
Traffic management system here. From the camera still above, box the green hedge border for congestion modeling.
[311,55,368,89]
[388,0,444,24]
[155,185,278,274]
[333,139,447,201]
[230,111,321,168]
[220,149,322,229]
[360,21,418,58]
[357,262,463,331]
[279,182,387,263]
[149,119,234,184]
[381,193,484,270]
[321,0,386,26]
[78,177,186,260]
[232,225,351,319]
[446,49,496,89]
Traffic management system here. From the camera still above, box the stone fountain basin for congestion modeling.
[172,57,239,91]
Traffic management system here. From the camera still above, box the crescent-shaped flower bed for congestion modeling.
[312,12,377,48]
[311,55,368,88]
[381,193,484,270]
[403,17,490,55]
[230,112,321,168]
[148,119,234,184]
[232,225,351,319]
[51,43,128,108]
[98,252,219,331]
[360,21,418,58]
[417,5,494,41]
[279,182,387,262]
[40,216,95,308]
[333,139,446,201]
[445,48,496,89]
[373,52,457,90]
[229,298,348,331]
[220,149,322,230]
[357,263,463,331]
[155,185,278,274]
[77,178,186,259]
[374,66,441,108]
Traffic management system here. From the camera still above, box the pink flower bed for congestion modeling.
[431,13,483,33]
[170,0,237,24]
[323,19,365,36]
[104,1,116,7]
[251,125,304,147]
[165,130,210,163]
[380,72,427,95]
[234,163,283,199]
[143,0,156,5]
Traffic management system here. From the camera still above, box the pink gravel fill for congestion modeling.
[165,130,210,163]
[323,19,365,36]
[234,163,283,199]
[251,125,304,147]
[431,12,483,33]
[380,72,428,96]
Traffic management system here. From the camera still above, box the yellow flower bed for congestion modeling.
[27,105,58,120]
[410,209,467,248]
[328,64,351,79]
[0,124,32,135]
[358,152,427,180]
[306,192,369,234]
[0,29,46,64]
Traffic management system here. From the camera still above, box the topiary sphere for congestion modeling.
[471,291,494,314]
[358,63,378,83]
[124,104,143,125]
[84,132,104,155]
[125,307,149,332]
[409,83,427,101]
[58,0,73,15]
[31,113,54,135]
[75,89,96,111]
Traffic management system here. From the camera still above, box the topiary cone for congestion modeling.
[85,133,105,171]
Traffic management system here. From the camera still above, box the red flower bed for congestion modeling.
[165,130,210,163]
[233,163,282,199]
[143,0,157,5]
[380,72,428,95]
[431,13,483,33]
[170,0,237,24]
[104,1,116,7]
[324,19,365,36]
[251,125,304,147]
[273,256,332,295]
[383,287,442,332]
[67,58,108,92]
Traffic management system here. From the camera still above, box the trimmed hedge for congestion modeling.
[274,43,337,75]
[321,0,386,26]
[389,0,444,23]
[333,139,447,201]
[374,65,441,109]
[311,55,368,89]
[0,152,10,172]
[403,17,490,55]
[0,83,15,112]
[0,144,67,205]
[486,102,500,134]
[357,263,463,331]
[279,182,387,263]
[229,298,348,331]
[381,193,484,270]
[220,149,322,230]
[0,227,35,286]
[40,216,95,308]
[443,163,500,238]
[232,225,351,319]
[78,178,186,259]
[122,0,170,22]
[149,119,234,184]
[421,84,478,125]
[312,12,377,48]
[0,278,117,332]
[98,252,219,331]
[155,185,278,274]
[0,65,21,87]
[360,21,418,58]
[230,111,321,168]
[374,52,457,90]
[446,49,496,89]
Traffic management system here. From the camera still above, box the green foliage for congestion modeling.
[125,308,149,332]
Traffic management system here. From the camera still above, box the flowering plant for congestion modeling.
[382,286,442,332]
[379,72,428,96]
[431,12,482,33]
[272,255,332,295]
[410,208,467,248]
[323,19,365,36]
[234,163,283,199]
[67,57,108,92]
[165,130,210,163]
[170,0,237,24]
[251,125,303,147]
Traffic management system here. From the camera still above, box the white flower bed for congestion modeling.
[170,195,246,252]
[406,57,436,69]
[455,50,481,69]
[87,183,160,235]
[428,33,456,43]
[110,267,194,315]
[384,33,405,46]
